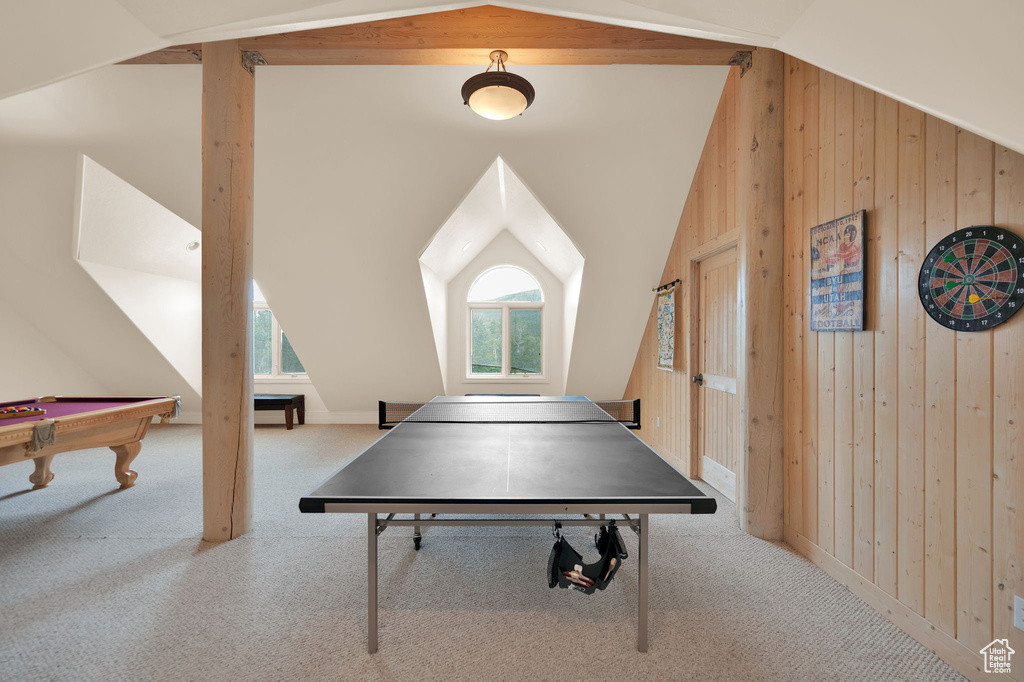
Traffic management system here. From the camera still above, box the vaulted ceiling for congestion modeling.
[2,1,1020,154]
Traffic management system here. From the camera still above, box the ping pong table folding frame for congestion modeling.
[303,397,714,653]
[321,500,698,654]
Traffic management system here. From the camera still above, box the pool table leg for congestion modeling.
[29,454,55,489]
[111,441,142,488]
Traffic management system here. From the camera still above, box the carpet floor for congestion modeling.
[0,424,963,681]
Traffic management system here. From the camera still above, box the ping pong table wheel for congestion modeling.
[414,536,421,550]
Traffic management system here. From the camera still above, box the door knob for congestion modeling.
[692,373,704,386]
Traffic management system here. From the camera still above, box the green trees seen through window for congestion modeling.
[468,266,543,377]
[253,309,306,376]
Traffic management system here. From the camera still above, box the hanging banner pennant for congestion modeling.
[656,286,675,371]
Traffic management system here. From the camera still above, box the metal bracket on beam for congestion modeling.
[241,50,267,76]
[188,49,202,63]
[729,51,753,77]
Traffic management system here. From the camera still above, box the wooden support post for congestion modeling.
[736,48,785,540]
[201,40,255,542]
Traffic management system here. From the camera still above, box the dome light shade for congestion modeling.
[462,50,535,120]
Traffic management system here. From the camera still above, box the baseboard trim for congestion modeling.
[783,525,998,682]
[169,411,378,425]
[700,455,736,502]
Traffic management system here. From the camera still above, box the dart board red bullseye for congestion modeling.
[919,225,1024,331]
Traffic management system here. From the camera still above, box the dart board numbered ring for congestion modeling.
[919,225,1024,331]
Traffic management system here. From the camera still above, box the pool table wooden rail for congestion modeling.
[0,396,180,490]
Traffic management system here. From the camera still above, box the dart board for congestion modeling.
[918,225,1024,331]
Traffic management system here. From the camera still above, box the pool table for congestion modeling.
[0,396,180,490]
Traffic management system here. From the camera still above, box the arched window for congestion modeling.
[467,266,544,377]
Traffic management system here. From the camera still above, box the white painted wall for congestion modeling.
[445,231,564,396]
[76,261,203,394]
[0,297,110,400]
[0,143,201,408]
[561,263,584,390]
[75,155,203,395]
[255,382,332,424]
[0,67,203,227]
[76,155,202,281]
[419,262,449,389]
[0,63,724,415]
[174,384,334,424]
[419,157,585,283]
[253,64,725,411]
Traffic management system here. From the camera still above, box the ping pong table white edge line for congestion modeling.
[302,494,717,514]
[312,501,712,515]
[305,494,712,501]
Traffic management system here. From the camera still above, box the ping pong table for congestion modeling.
[299,395,716,653]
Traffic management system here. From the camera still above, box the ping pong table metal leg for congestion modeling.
[413,513,421,550]
[638,513,649,652]
[368,513,378,654]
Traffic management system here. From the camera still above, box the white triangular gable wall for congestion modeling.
[419,157,583,395]
[74,155,204,396]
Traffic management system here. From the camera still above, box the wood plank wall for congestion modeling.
[783,55,1023,681]
[623,67,739,476]
[626,56,1022,681]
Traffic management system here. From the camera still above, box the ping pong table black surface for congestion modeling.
[300,396,716,653]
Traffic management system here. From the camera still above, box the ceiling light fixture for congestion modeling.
[462,50,535,121]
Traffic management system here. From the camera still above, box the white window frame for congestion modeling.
[253,303,310,383]
[465,268,546,382]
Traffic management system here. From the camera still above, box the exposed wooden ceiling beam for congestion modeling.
[121,6,751,66]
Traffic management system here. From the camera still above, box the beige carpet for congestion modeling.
[0,424,963,681]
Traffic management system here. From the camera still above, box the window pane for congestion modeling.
[509,309,542,374]
[280,331,306,374]
[468,266,542,302]
[253,310,272,374]
[471,309,502,373]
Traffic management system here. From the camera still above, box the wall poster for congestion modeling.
[810,210,865,331]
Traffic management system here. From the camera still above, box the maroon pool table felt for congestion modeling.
[0,396,179,490]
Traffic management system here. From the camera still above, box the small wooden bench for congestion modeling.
[254,394,305,430]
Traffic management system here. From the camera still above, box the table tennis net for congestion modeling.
[378,399,641,430]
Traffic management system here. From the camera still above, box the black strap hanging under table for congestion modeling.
[547,520,628,595]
